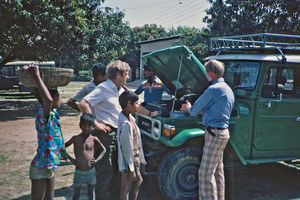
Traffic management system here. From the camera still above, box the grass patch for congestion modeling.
[0,153,7,162]
[59,81,89,89]
[0,179,6,186]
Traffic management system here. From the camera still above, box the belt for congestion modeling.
[107,125,117,132]
[93,125,117,136]
[206,127,227,137]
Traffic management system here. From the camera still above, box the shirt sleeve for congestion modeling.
[135,84,144,95]
[163,85,172,95]
[72,85,89,102]
[189,88,214,117]
[119,122,134,172]
[84,86,105,107]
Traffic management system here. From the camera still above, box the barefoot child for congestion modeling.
[65,113,106,200]
[28,64,68,200]
[117,90,146,200]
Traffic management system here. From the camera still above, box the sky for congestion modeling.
[101,0,211,30]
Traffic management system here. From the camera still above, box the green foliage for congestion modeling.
[122,25,211,76]
[131,24,168,41]
[167,26,210,60]
[121,24,168,79]
[0,0,130,74]
[78,70,92,81]
[0,0,93,66]
[2,0,298,79]
[80,6,131,72]
[204,0,300,37]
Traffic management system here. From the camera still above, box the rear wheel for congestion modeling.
[157,146,202,200]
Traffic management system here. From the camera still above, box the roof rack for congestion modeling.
[210,33,300,51]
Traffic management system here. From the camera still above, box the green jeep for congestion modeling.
[135,33,300,200]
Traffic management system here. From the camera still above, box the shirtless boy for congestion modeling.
[65,113,106,200]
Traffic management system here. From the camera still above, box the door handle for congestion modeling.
[266,93,282,108]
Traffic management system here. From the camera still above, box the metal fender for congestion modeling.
[159,128,205,147]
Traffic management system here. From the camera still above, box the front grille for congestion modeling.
[135,114,162,140]
[137,117,152,133]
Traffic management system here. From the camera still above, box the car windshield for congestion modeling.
[223,61,260,90]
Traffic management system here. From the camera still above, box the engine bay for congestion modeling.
[143,93,199,118]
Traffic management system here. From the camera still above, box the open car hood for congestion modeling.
[142,46,209,99]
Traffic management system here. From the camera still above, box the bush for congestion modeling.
[72,70,91,81]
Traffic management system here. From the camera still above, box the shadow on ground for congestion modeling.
[12,174,164,200]
[59,103,81,117]
[0,100,38,121]
[0,100,80,122]
[12,186,73,200]
[224,161,300,200]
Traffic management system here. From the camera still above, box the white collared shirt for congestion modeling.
[84,79,124,128]
[72,81,96,102]
[117,112,146,172]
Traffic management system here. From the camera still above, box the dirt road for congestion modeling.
[0,82,299,200]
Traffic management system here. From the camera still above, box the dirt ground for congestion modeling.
[0,82,83,200]
[0,81,300,200]
[0,81,163,200]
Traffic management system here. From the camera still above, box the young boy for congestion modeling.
[117,90,146,200]
[65,113,106,200]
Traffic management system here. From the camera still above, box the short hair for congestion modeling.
[204,60,225,77]
[80,113,95,126]
[35,88,59,105]
[92,63,106,80]
[119,90,139,110]
[106,60,130,80]
[143,64,151,71]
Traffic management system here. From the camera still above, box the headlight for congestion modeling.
[153,122,160,138]
[163,124,176,137]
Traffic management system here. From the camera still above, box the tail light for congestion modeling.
[163,124,176,137]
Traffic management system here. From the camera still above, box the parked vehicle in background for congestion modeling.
[0,61,55,92]
[135,33,300,200]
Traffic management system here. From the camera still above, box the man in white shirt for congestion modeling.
[67,63,106,111]
[79,60,130,200]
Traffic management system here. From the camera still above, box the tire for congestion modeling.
[158,146,202,200]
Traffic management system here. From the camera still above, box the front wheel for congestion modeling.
[157,147,202,200]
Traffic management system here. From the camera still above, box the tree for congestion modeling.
[203,0,300,37]
[122,24,168,80]
[0,0,132,75]
[80,7,131,70]
[0,0,98,68]
[167,26,210,60]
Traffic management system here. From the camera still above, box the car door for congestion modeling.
[254,64,300,155]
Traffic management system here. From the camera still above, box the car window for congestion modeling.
[0,66,15,76]
[280,69,293,91]
[262,67,300,98]
[223,61,260,90]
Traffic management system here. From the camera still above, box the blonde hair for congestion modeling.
[106,60,130,80]
[204,60,225,77]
